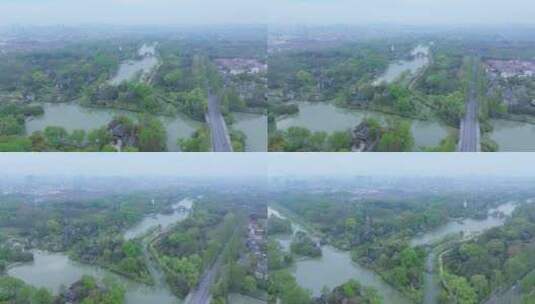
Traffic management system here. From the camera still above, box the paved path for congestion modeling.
[206,93,233,152]
[458,62,481,152]
[186,228,239,304]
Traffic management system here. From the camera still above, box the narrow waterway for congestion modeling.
[413,200,520,304]
[233,112,268,152]
[410,201,517,247]
[124,198,193,240]
[110,43,159,85]
[268,207,411,304]
[490,119,535,152]
[7,250,182,304]
[276,102,454,149]
[8,198,194,304]
[374,45,430,85]
[25,103,202,151]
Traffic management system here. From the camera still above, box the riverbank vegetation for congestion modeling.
[267,239,293,271]
[0,26,266,152]
[269,127,352,152]
[153,203,241,297]
[290,231,322,257]
[267,38,465,152]
[268,269,383,304]
[0,236,33,273]
[0,275,126,304]
[0,114,168,152]
[179,126,211,152]
[270,185,530,302]
[268,32,535,152]
[317,279,383,304]
[441,203,535,303]
[268,216,292,235]
[212,215,268,304]
[270,117,414,153]
[0,190,186,284]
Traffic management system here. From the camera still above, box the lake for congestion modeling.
[276,102,454,150]
[233,112,268,152]
[8,197,195,304]
[26,102,202,152]
[268,207,410,304]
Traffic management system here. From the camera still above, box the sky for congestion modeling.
[1,153,535,178]
[269,0,535,25]
[0,153,268,177]
[0,0,533,26]
[0,0,267,26]
[268,153,535,177]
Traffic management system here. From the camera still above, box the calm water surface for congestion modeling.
[490,119,535,152]
[8,251,181,304]
[8,198,194,304]
[277,102,453,149]
[124,198,193,240]
[410,201,517,247]
[110,43,158,85]
[233,112,267,152]
[26,103,201,151]
[374,45,430,84]
[268,207,410,304]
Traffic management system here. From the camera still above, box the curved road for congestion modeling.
[206,94,233,152]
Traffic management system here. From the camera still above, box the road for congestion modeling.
[186,228,239,304]
[206,93,233,152]
[484,283,522,304]
[458,62,481,152]
[423,250,440,304]
[185,256,223,304]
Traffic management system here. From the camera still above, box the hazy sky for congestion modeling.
[268,153,535,177]
[0,0,266,26]
[269,0,535,25]
[0,153,268,177]
[1,153,535,178]
[0,0,532,26]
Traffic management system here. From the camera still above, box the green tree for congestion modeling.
[44,126,69,149]
[377,119,414,152]
[470,274,489,300]
[242,275,257,293]
[0,116,23,136]
[137,116,166,152]
[328,131,352,151]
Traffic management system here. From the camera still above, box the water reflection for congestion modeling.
[410,201,517,247]
[110,43,159,85]
[8,251,181,304]
[374,45,430,85]
[490,119,535,152]
[233,112,268,152]
[26,103,201,152]
[268,207,410,304]
[124,198,193,240]
[277,102,453,149]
